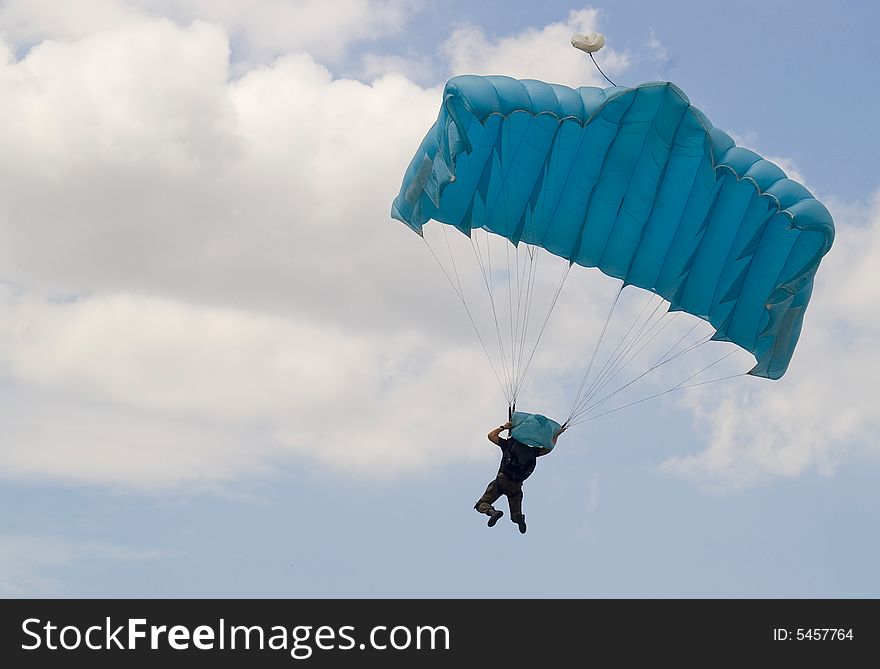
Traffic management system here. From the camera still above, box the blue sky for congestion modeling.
[0,1,877,598]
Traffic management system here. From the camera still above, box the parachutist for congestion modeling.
[474,418,564,534]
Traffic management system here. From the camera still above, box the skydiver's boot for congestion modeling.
[487,509,503,527]
[513,514,527,534]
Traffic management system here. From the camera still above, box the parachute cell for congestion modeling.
[391,77,834,379]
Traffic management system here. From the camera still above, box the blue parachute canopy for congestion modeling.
[391,76,834,379]
[510,411,562,450]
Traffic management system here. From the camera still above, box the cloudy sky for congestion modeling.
[0,0,877,597]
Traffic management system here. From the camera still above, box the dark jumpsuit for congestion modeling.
[475,437,545,521]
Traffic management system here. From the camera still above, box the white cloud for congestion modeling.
[644,29,668,64]
[0,533,170,596]
[0,0,137,45]
[660,194,880,491]
[0,15,506,490]
[442,8,629,88]
[0,290,496,489]
[0,21,445,325]
[0,0,416,65]
[6,4,865,498]
[361,51,436,84]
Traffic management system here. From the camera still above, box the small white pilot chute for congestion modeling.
[570,32,605,54]
[571,32,616,86]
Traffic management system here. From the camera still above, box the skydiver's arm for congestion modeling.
[488,421,512,445]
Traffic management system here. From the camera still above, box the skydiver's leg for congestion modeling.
[474,478,503,515]
[502,480,524,521]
